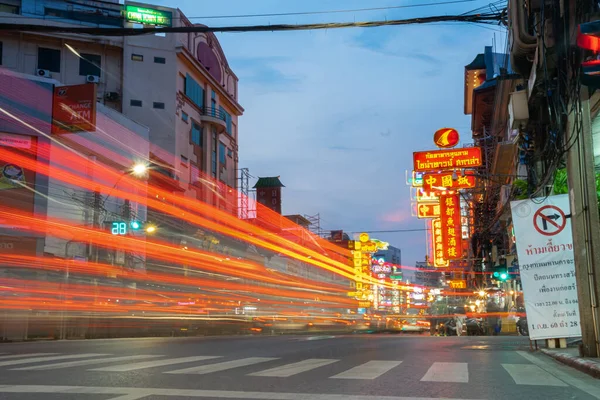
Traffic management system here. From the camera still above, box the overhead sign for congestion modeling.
[449,279,467,289]
[440,194,462,260]
[412,171,424,187]
[0,133,32,149]
[510,195,581,341]
[416,188,439,203]
[423,172,476,191]
[433,128,460,148]
[125,5,173,27]
[417,203,440,219]
[413,147,482,172]
[51,84,97,134]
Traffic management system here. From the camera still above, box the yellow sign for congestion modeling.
[359,232,369,243]
[347,291,358,297]
[449,280,467,289]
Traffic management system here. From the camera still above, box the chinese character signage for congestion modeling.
[413,147,482,172]
[416,188,439,203]
[422,172,476,192]
[440,194,462,260]
[432,219,448,267]
[417,203,440,219]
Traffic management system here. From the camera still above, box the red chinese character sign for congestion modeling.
[422,172,476,192]
[431,219,448,267]
[440,194,462,260]
[417,202,440,219]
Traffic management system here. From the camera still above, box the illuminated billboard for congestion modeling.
[431,219,448,267]
[440,194,462,260]
[422,171,476,191]
[433,128,460,148]
[413,147,482,172]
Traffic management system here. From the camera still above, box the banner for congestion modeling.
[510,194,581,340]
[52,84,97,134]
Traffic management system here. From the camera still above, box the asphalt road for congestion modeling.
[0,334,598,400]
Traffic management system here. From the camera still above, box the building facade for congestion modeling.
[0,0,243,214]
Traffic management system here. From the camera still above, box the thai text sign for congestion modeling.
[449,279,467,289]
[510,195,581,340]
[413,147,482,172]
[51,84,97,134]
[440,194,462,260]
[417,202,440,219]
[431,219,448,267]
[423,172,476,191]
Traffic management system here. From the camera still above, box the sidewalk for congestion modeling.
[541,347,600,379]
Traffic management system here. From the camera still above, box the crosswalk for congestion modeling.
[0,352,570,386]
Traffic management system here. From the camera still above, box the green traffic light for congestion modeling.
[130,221,141,230]
[500,272,508,280]
[493,271,500,278]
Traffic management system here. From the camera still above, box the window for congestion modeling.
[37,47,61,72]
[0,42,2,66]
[130,99,142,107]
[181,112,189,123]
[191,122,202,146]
[219,106,232,134]
[131,54,144,62]
[154,56,166,64]
[153,102,165,109]
[0,4,19,14]
[79,53,101,77]
[211,90,216,115]
[180,155,188,168]
[211,133,217,177]
[219,142,226,165]
[184,73,204,109]
[227,149,233,158]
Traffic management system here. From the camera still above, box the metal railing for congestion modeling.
[201,106,227,122]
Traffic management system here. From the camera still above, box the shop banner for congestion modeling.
[510,194,581,340]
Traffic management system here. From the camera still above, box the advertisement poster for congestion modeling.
[51,83,97,134]
[510,194,582,340]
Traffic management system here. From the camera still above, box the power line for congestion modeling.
[190,0,478,20]
[0,12,506,36]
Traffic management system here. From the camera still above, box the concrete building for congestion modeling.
[0,0,243,214]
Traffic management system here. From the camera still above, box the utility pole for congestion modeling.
[90,189,101,263]
[566,86,600,358]
[122,199,133,269]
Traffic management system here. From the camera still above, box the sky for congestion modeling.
[153,0,507,268]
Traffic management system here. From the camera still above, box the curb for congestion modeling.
[541,348,600,379]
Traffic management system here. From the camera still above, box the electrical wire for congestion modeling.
[190,0,479,20]
[0,12,506,36]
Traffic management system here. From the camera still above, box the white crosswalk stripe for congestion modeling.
[420,362,469,383]
[0,353,108,368]
[90,356,221,372]
[12,355,163,371]
[0,353,57,360]
[250,359,339,377]
[331,360,402,380]
[502,363,568,386]
[166,357,278,375]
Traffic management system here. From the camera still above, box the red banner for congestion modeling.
[417,202,440,219]
[431,219,447,267]
[413,147,482,172]
[440,194,462,260]
[52,84,97,134]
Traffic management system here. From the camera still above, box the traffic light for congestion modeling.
[109,221,155,235]
[492,266,509,281]
[130,220,142,230]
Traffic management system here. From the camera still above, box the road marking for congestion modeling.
[420,362,469,383]
[166,357,278,375]
[501,363,568,386]
[0,385,485,400]
[0,353,57,360]
[331,360,402,380]
[90,356,221,372]
[304,336,336,341]
[12,355,163,371]
[517,351,600,398]
[0,353,107,367]
[250,359,338,377]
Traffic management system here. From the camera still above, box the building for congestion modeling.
[0,0,243,214]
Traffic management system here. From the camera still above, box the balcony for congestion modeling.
[200,106,227,132]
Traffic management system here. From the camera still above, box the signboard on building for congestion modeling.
[510,194,581,340]
[422,171,476,192]
[440,194,462,260]
[413,147,482,172]
[51,84,97,134]
[417,202,440,219]
[431,219,448,267]
[125,5,172,27]
[433,128,460,148]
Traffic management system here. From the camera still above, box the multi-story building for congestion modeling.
[0,0,243,214]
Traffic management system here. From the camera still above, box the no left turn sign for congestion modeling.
[533,205,567,236]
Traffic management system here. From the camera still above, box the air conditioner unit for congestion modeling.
[86,75,100,83]
[36,69,51,78]
[509,90,529,129]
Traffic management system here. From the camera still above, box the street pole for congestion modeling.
[566,86,600,357]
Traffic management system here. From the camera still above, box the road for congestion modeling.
[0,334,598,400]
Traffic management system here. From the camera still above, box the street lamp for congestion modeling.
[131,163,148,177]
[145,225,157,234]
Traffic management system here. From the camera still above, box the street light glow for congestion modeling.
[132,163,148,176]
[145,225,157,233]
[478,290,485,297]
